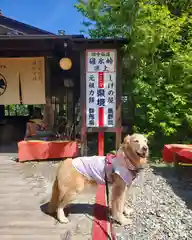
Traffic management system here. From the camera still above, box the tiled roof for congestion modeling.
[0,14,54,35]
[0,34,128,45]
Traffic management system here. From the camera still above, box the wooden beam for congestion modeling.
[72,42,123,51]
[87,127,125,133]
[0,50,53,57]
[0,39,54,51]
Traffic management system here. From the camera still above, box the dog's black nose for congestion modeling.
[143,146,148,151]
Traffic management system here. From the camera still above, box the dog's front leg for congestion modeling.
[121,185,134,217]
[111,175,132,225]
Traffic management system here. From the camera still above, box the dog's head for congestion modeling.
[122,133,149,168]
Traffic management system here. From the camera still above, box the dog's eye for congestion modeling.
[134,140,139,143]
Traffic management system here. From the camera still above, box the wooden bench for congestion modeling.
[163,144,192,179]
[18,140,80,162]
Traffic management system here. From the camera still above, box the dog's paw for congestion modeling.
[112,214,132,226]
[123,206,134,217]
[57,208,69,224]
[58,216,70,224]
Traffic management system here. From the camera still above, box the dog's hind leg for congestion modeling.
[57,176,86,224]
[47,179,59,214]
[57,191,78,223]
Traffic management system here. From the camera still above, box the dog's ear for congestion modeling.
[123,135,130,144]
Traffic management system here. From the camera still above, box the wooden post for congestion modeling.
[80,50,87,156]
[98,132,104,156]
[115,49,122,150]
[44,56,53,131]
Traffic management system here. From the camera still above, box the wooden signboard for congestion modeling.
[81,49,121,156]
[86,49,116,128]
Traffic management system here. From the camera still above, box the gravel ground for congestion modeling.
[19,161,192,240]
[115,165,192,240]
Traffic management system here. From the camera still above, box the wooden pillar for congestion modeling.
[80,50,87,156]
[115,49,122,150]
[44,56,53,131]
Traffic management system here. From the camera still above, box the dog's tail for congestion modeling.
[47,178,59,214]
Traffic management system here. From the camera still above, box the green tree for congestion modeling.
[75,0,192,156]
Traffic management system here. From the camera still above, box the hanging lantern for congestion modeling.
[59,58,72,70]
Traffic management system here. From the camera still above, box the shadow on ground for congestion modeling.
[40,202,108,220]
[152,165,192,210]
[41,202,111,239]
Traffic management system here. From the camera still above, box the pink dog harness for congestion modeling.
[72,150,137,185]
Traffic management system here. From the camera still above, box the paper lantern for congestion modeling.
[59,58,72,70]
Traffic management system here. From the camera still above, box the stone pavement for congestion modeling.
[0,156,96,240]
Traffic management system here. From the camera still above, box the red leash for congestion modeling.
[105,154,116,240]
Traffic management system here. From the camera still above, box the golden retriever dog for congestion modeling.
[47,133,148,225]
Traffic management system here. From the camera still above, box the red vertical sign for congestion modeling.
[98,72,104,156]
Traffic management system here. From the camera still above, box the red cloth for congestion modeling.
[18,140,80,162]
[163,144,192,163]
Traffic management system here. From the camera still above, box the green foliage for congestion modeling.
[75,0,192,157]
[5,105,29,116]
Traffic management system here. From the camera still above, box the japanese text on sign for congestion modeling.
[86,73,97,127]
[86,50,116,127]
[87,50,116,73]
[31,60,43,81]
[104,72,116,127]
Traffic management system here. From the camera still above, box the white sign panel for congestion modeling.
[86,50,116,72]
[86,50,116,127]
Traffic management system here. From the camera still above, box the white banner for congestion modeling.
[0,60,20,104]
[19,57,45,104]
[0,57,45,105]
